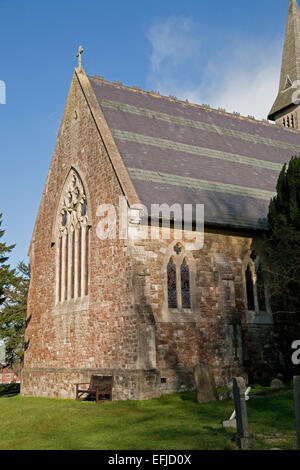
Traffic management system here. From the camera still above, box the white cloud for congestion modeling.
[148,17,200,72]
[147,17,282,120]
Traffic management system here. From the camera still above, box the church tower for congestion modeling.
[268,0,300,129]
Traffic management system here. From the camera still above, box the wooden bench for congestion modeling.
[75,375,114,403]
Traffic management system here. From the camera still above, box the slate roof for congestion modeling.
[89,75,300,231]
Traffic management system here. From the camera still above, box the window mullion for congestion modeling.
[74,225,80,299]
[81,222,87,297]
[61,231,67,302]
[67,227,73,301]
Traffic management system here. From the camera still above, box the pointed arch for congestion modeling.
[164,241,195,313]
[291,113,295,128]
[56,168,90,303]
[181,258,191,309]
[167,257,177,309]
[256,264,267,312]
[284,74,293,90]
[243,250,271,314]
[245,264,255,311]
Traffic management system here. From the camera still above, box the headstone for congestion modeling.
[193,363,217,403]
[223,417,237,428]
[223,386,251,429]
[233,377,254,449]
[270,378,284,389]
[293,376,300,450]
[218,390,233,401]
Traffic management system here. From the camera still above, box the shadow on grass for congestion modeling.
[0,392,20,399]
[179,392,198,403]
[0,384,21,399]
[0,390,295,450]
[247,391,295,432]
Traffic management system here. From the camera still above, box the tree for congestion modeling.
[0,262,30,377]
[269,157,300,233]
[264,157,300,315]
[260,157,300,377]
[0,213,15,309]
[0,213,30,377]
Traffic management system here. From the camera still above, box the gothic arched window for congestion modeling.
[245,256,269,313]
[256,265,266,312]
[167,258,177,309]
[56,169,89,303]
[181,258,191,309]
[245,264,255,311]
[291,114,295,128]
[167,243,192,310]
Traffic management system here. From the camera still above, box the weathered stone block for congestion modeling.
[193,363,217,403]
[270,378,284,389]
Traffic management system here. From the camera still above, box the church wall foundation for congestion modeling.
[21,368,161,401]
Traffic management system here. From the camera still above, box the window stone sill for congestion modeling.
[54,296,89,315]
[246,310,273,325]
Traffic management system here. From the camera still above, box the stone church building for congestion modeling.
[22,0,300,400]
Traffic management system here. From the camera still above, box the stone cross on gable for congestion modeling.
[76,45,84,71]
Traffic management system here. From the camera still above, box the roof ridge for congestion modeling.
[88,74,300,134]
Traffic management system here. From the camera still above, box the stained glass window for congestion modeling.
[181,258,191,309]
[245,264,255,311]
[167,258,177,309]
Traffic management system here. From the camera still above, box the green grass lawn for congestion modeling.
[0,389,297,450]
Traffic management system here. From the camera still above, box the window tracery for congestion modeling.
[167,243,192,310]
[56,169,89,303]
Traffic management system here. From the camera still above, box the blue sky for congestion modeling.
[0,0,290,268]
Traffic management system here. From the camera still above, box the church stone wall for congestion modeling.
[21,368,161,401]
[128,226,262,394]
[22,73,149,399]
[243,312,278,382]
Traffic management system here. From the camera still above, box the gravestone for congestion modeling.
[193,363,217,403]
[270,378,284,389]
[233,377,254,449]
[223,386,251,429]
[294,376,300,450]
